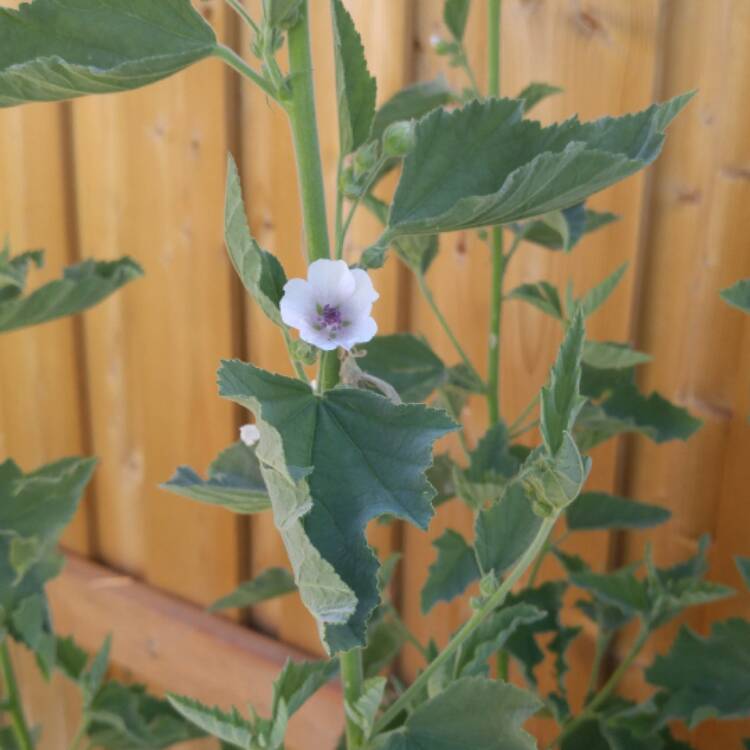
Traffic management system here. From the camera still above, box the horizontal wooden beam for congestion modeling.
[48,555,343,749]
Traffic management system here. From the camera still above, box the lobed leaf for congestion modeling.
[566,492,670,531]
[209,568,296,612]
[272,657,337,717]
[0,0,217,107]
[516,82,563,113]
[421,529,479,614]
[167,694,252,748]
[511,206,618,252]
[508,281,564,320]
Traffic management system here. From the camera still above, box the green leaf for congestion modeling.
[370,76,456,142]
[541,311,586,454]
[167,694,251,748]
[0,246,43,297]
[373,677,541,750]
[347,676,386,739]
[421,530,479,614]
[263,0,303,29]
[516,82,563,113]
[646,618,750,727]
[736,556,750,590]
[384,94,692,241]
[358,334,447,402]
[0,257,142,333]
[475,485,541,576]
[56,636,88,682]
[427,454,458,507]
[512,207,618,252]
[566,492,670,531]
[161,441,270,514]
[272,658,337,717]
[88,683,205,749]
[209,568,296,612]
[0,0,218,107]
[225,156,287,325]
[579,263,628,318]
[570,566,650,616]
[582,341,651,370]
[331,0,377,154]
[82,634,112,703]
[508,281,564,320]
[720,279,750,314]
[218,360,455,653]
[362,615,406,677]
[443,0,471,40]
[11,593,56,675]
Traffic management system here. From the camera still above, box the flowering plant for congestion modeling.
[1,1,750,750]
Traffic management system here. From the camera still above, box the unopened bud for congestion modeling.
[352,141,379,178]
[382,120,416,158]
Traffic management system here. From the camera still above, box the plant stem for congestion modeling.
[373,514,558,736]
[213,44,277,100]
[340,648,365,749]
[584,629,611,702]
[69,715,90,750]
[224,0,259,32]
[486,0,504,425]
[1,642,34,750]
[334,159,345,259]
[546,624,650,749]
[281,328,309,383]
[336,159,386,260]
[417,274,481,383]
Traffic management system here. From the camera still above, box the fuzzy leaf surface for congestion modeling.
[209,568,296,612]
[566,492,670,531]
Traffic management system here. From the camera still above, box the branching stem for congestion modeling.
[213,44,277,100]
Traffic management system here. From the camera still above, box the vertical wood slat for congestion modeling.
[239,0,412,653]
[400,7,662,735]
[619,2,750,747]
[70,0,242,607]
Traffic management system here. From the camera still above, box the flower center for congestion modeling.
[314,303,350,339]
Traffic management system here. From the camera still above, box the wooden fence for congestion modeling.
[1,1,749,747]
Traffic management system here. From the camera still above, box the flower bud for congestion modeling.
[352,141,379,179]
[290,339,318,365]
[382,120,416,158]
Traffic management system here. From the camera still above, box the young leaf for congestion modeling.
[579,263,628,317]
[582,341,651,370]
[720,279,750,314]
[427,453,458,507]
[0,246,43,297]
[736,556,750,590]
[82,634,112,703]
[263,0,304,29]
[646,619,750,727]
[421,530,480,614]
[511,207,618,252]
[209,568,296,612]
[369,76,457,141]
[167,694,252,748]
[357,334,447,402]
[272,658,337,717]
[384,94,692,240]
[570,566,650,617]
[346,676,386,738]
[362,614,406,677]
[566,492,671,531]
[331,0,377,154]
[0,257,142,333]
[161,441,270,514]
[508,281,564,320]
[225,156,287,325]
[372,677,541,750]
[443,0,471,41]
[0,0,218,107]
[218,360,456,653]
[475,485,542,576]
[516,82,563,113]
[56,636,89,682]
[541,311,586,454]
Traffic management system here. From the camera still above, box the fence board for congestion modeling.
[69,1,242,607]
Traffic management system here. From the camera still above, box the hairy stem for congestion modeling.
[486,0,504,425]
[1,642,34,750]
[546,624,650,749]
[213,44,277,100]
[373,514,558,736]
[340,648,365,749]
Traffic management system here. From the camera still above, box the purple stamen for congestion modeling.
[321,304,342,327]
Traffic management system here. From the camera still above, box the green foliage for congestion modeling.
[421,530,479,614]
[443,0,471,41]
[566,492,671,531]
[224,156,287,325]
[331,0,376,155]
[721,279,750,313]
[508,281,564,320]
[358,334,448,402]
[263,0,304,30]
[167,695,255,749]
[646,619,750,727]
[582,342,651,370]
[0,250,142,333]
[218,360,455,653]
[271,657,337,717]
[161,441,270,514]
[372,677,541,750]
[516,82,564,113]
[382,93,692,240]
[0,0,217,107]
[579,263,628,317]
[209,568,296,612]
[736,556,750,589]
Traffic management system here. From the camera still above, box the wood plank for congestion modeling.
[401,8,662,733]
[69,1,242,607]
[238,1,411,652]
[48,555,343,750]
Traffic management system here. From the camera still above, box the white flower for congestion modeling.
[279,259,379,351]
[239,424,260,447]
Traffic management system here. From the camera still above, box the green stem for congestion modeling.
[488,0,502,96]
[1,642,34,750]
[546,624,650,749]
[336,159,386,260]
[340,649,365,750]
[584,629,611,702]
[334,159,345,259]
[213,44,277,100]
[373,514,558,736]
[509,418,539,441]
[69,716,90,750]
[417,274,481,383]
[224,0,259,32]
[282,328,310,383]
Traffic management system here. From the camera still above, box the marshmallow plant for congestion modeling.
[2,1,750,749]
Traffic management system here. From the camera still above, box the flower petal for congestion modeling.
[339,315,378,350]
[280,278,314,328]
[307,259,355,305]
[342,268,380,317]
[297,322,340,351]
